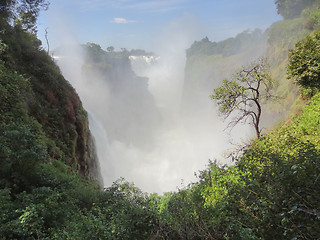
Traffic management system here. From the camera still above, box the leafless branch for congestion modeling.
[45,27,49,54]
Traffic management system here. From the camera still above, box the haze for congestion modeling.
[36,1,281,193]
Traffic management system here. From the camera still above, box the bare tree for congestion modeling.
[45,27,49,53]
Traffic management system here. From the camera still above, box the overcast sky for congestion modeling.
[37,0,281,52]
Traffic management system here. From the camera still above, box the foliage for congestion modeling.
[106,45,114,52]
[267,17,308,63]
[0,123,47,191]
[275,0,315,19]
[288,30,320,97]
[264,12,317,114]
[186,29,265,58]
[0,40,7,54]
[1,1,320,239]
[211,58,275,138]
[303,7,320,30]
[232,94,320,239]
[149,93,320,240]
[129,48,154,56]
[0,0,49,32]
[0,19,101,181]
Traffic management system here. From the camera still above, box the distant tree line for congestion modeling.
[186,29,265,58]
[84,43,155,61]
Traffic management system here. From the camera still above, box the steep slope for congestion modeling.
[146,28,320,239]
[145,3,320,239]
[0,21,102,185]
[149,93,320,240]
[182,30,267,118]
[182,16,316,128]
[183,0,320,126]
[79,43,161,151]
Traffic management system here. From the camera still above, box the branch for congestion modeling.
[297,208,318,217]
[45,27,49,54]
[225,110,256,130]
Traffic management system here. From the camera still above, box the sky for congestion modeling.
[37,0,282,52]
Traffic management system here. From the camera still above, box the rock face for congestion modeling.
[0,24,102,184]
[81,44,161,151]
[181,31,267,120]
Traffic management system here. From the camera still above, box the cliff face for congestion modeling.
[181,23,312,127]
[180,31,267,124]
[0,22,102,185]
[79,43,161,151]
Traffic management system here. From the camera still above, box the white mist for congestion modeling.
[51,14,255,194]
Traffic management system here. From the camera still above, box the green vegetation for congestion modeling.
[288,30,320,97]
[0,0,49,33]
[182,29,267,118]
[0,15,101,181]
[186,29,265,58]
[144,90,320,240]
[0,0,320,239]
[275,0,315,19]
[210,58,275,138]
[0,4,152,239]
[184,0,320,123]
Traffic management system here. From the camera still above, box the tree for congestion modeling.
[107,46,114,52]
[210,58,275,138]
[288,30,320,97]
[0,0,49,32]
[275,0,314,19]
[0,123,47,190]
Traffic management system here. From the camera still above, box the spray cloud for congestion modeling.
[49,11,263,193]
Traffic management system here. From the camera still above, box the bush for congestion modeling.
[288,30,320,97]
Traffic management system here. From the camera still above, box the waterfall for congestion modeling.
[87,110,113,186]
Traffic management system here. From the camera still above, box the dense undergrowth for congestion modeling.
[1,0,320,239]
